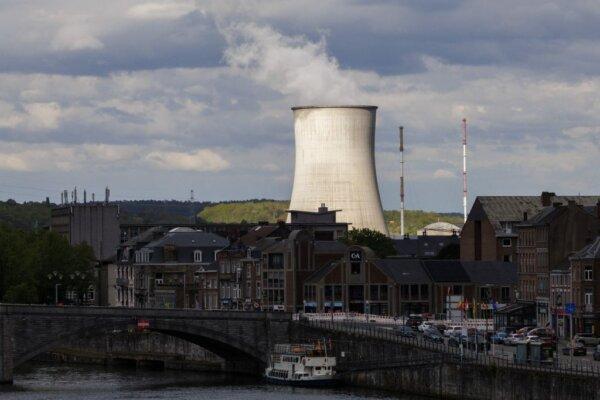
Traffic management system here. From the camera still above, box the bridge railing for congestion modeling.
[298,318,600,378]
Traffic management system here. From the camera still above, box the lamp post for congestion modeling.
[47,271,63,305]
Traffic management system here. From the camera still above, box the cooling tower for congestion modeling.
[289,106,389,235]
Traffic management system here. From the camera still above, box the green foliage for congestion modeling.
[384,209,463,236]
[342,228,397,258]
[0,225,96,304]
[0,200,51,230]
[199,200,289,223]
[199,200,462,235]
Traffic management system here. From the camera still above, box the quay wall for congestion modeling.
[344,358,600,400]
[36,331,225,372]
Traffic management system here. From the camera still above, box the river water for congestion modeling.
[1,363,422,400]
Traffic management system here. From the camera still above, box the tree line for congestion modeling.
[0,224,96,304]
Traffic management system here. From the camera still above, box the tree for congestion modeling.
[341,228,397,258]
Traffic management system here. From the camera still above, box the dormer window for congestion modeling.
[194,250,203,263]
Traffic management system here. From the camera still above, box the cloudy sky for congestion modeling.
[1,0,599,212]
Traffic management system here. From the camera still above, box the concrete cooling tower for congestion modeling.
[288,106,389,235]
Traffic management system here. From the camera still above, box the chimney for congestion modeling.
[541,191,556,207]
[105,186,110,203]
[318,203,328,213]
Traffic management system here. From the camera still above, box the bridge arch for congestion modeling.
[14,319,265,371]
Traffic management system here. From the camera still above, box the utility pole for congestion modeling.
[462,118,468,223]
[399,126,405,237]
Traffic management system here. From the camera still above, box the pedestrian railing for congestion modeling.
[298,318,600,377]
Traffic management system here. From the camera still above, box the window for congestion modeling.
[194,250,203,263]
[420,284,429,300]
[348,285,364,301]
[479,287,491,301]
[410,284,419,299]
[585,290,593,305]
[503,255,511,262]
[380,285,388,301]
[452,285,463,295]
[502,238,512,247]
[400,285,409,300]
[501,287,510,302]
[350,262,361,275]
[268,253,284,269]
[584,266,593,281]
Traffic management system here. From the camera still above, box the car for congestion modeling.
[516,326,534,335]
[435,323,448,332]
[418,321,435,332]
[525,335,542,343]
[406,316,423,330]
[444,326,462,337]
[423,329,444,343]
[593,345,600,361]
[395,325,416,338]
[465,335,490,351]
[504,333,525,346]
[573,333,600,347]
[491,331,508,344]
[562,343,587,356]
[448,334,467,348]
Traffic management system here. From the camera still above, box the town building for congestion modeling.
[303,247,517,318]
[516,200,599,327]
[132,227,229,309]
[392,235,460,259]
[51,202,120,261]
[570,236,600,335]
[460,192,600,263]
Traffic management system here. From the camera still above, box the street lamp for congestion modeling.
[47,271,63,305]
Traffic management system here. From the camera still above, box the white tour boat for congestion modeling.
[265,341,338,387]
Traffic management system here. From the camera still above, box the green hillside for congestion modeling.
[198,200,289,224]
[198,200,463,235]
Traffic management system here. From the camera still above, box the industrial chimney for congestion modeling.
[288,106,388,235]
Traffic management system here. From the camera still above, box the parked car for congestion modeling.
[395,325,417,338]
[465,335,490,352]
[444,326,462,337]
[593,345,600,361]
[406,316,423,330]
[418,321,435,332]
[562,343,587,356]
[504,333,525,346]
[524,335,541,343]
[573,333,600,347]
[491,331,508,344]
[435,323,448,332]
[448,334,467,348]
[423,328,444,343]
[516,326,533,335]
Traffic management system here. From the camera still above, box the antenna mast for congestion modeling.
[462,118,468,223]
[399,126,405,237]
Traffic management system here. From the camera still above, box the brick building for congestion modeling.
[303,248,517,318]
[570,237,600,335]
[516,200,599,327]
[460,192,600,263]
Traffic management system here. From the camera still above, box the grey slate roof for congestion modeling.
[304,261,338,284]
[474,195,600,233]
[146,229,229,248]
[422,260,471,283]
[571,236,600,260]
[393,236,459,259]
[314,240,347,254]
[461,261,518,286]
[374,259,431,284]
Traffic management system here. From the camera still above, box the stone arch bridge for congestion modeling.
[0,305,295,383]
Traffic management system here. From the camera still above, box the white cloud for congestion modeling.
[51,24,104,51]
[221,23,361,104]
[128,1,198,20]
[145,149,230,172]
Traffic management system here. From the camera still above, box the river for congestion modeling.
[1,363,423,400]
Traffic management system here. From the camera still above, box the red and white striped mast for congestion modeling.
[399,126,405,236]
[462,118,468,223]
